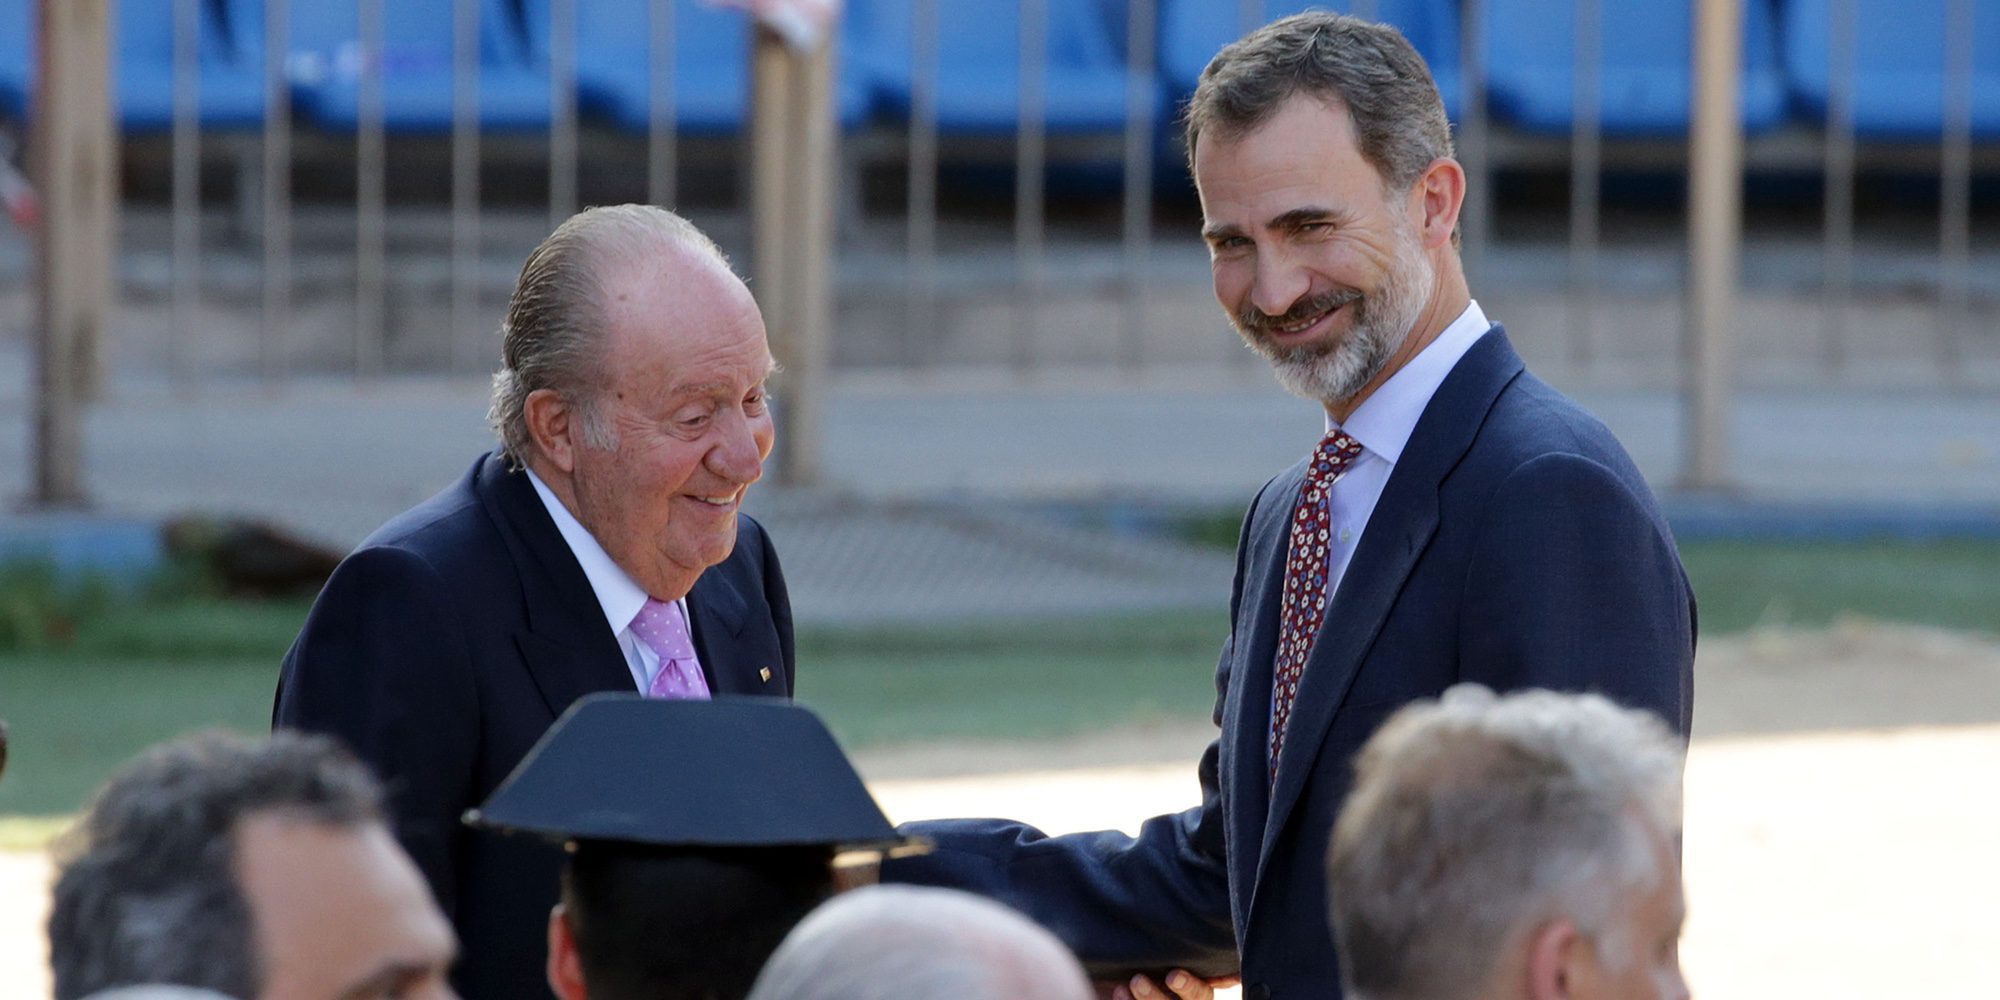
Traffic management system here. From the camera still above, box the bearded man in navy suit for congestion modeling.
[882,14,1694,1000]
[275,205,794,1000]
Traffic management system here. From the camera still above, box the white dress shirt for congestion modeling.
[1318,300,1491,596]
[524,467,684,693]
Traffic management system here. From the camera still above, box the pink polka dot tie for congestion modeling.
[1269,430,1364,780]
[630,598,711,700]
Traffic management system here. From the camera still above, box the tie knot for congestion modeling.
[1306,431,1364,489]
[629,598,697,663]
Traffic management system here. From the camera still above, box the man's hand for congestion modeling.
[1100,970,1239,1000]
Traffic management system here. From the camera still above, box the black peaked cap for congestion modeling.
[466,694,903,851]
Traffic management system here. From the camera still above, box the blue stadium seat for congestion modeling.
[226,0,552,132]
[1782,0,2000,138]
[516,0,871,134]
[1484,0,1788,135]
[0,0,266,129]
[847,0,1163,134]
[1158,1,1464,120]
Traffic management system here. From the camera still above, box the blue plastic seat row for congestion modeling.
[2,1,1996,140]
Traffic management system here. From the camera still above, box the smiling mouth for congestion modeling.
[687,492,740,508]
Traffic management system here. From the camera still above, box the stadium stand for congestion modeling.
[1781,0,2000,138]
[846,0,1162,134]
[1159,0,1464,120]
[515,0,872,134]
[1483,0,1789,134]
[223,0,553,132]
[0,0,265,129]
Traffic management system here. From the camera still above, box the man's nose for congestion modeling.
[1248,248,1310,318]
[707,412,766,485]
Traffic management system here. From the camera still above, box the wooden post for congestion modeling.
[1683,0,1741,491]
[32,0,117,507]
[751,23,836,487]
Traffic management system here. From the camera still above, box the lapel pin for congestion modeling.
[759,667,773,683]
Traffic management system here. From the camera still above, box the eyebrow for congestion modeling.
[336,962,435,999]
[1202,205,1350,244]
[668,358,779,400]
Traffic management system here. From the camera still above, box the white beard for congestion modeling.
[1247,228,1436,407]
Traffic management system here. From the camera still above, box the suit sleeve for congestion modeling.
[879,493,1272,978]
[272,545,480,916]
[1457,452,1696,735]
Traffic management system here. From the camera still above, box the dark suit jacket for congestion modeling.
[883,328,1694,1000]
[274,451,796,1000]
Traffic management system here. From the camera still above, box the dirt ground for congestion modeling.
[6,620,1998,998]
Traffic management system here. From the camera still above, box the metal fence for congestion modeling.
[2,0,1995,391]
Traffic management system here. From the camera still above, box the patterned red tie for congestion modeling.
[1269,430,1365,779]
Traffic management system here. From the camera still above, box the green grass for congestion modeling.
[799,611,1229,748]
[1678,539,2000,635]
[4,536,1998,852]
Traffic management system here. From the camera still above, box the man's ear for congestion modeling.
[1526,919,1586,1000]
[1409,156,1466,251]
[524,388,579,475]
[547,904,588,1000]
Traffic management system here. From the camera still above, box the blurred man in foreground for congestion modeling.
[48,732,456,1000]
[468,695,913,1000]
[1328,685,1689,1000]
[746,885,1094,1000]
[883,13,1693,1000]
[276,205,795,998]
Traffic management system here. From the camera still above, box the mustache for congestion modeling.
[1236,289,1361,336]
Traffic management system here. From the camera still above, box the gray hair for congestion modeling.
[745,885,1094,1000]
[48,731,386,1000]
[1184,11,1455,199]
[488,204,732,466]
[1326,684,1685,1000]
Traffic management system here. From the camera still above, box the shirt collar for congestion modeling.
[524,467,650,636]
[1327,299,1490,465]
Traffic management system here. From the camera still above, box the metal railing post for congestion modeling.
[1567,0,1601,369]
[356,0,387,376]
[648,0,678,207]
[1684,0,1742,491]
[549,0,578,226]
[262,0,293,384]
[171,0,200,385]
[1120,0,1157,372]
[1013,0,1048,375]
[1939,0,1974,378]
[452,0,481,371]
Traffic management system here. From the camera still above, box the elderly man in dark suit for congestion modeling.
[882,14,1694,1000]
[275,205,794,1000]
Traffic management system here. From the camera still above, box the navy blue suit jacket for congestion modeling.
[884,329,1694,1000]
[273,451,795,1000]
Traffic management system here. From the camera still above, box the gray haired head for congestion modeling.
[745,885,1094,1000]
[489,204,734,466]
[48,731,385,1000]
[1327,684,1685,1000]
[1184,11,1455,201]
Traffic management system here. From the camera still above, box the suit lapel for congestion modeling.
[686,559,755,695]
[1254,328,1526,883]
[474,452,636,715]
[1224,462,1304,903]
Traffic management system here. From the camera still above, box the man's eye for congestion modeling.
[744,391,769,414]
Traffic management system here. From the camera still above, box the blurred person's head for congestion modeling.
[1185,12,1466,417]
[546,842,836,1000]
[48,732,457,1000]
[745,885,1094,1000]
[1327,685,1688,1000]
[489,204,777,600]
